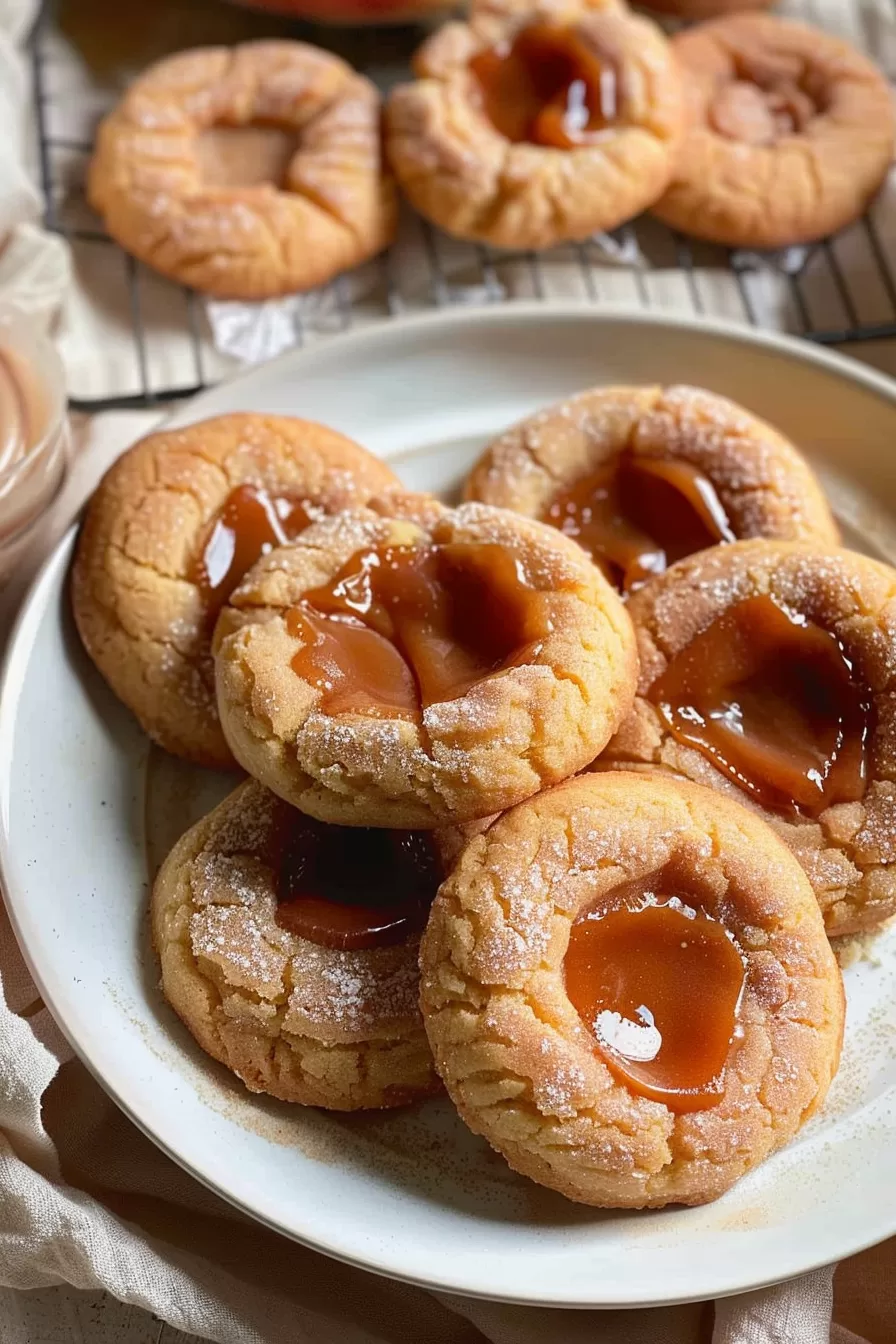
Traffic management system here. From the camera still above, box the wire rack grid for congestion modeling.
[29,0,896,411]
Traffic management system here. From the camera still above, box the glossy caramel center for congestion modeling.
[289,542,546,719]
[192,484,316,615]
[543,454,735,591]
[565,886,745,1111]
[649,594,871,816]
[471,23,617,148]
[276,815,441,950]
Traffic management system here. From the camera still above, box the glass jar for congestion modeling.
[0,306,69,588]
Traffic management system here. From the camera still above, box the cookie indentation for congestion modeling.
[649,593,871,817]
[289,541,551,720]
[709,79,814,145]
[543,452,735,590]
[470,23,617,148]
[192,484,320,618]
[195,126,300,189]
[565,879,746,1111]
[277,817,441,950]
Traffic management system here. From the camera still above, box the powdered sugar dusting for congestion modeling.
[181,781,423,1039]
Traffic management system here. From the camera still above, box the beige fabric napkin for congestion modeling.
[0,409,893,1343]
[0,0,69,323]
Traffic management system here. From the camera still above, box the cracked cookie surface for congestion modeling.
[420,770,844,1207]
[384,0,683,249]
[213,499,638,828]
[651,15,895,248]
[604,540,896,936]
[72,413,399,768]
[464,384,837,588]
[152,779,440,1110]
[89,41,397,298]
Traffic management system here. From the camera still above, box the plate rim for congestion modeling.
[3,302,896,1309]
[162,298,896,419]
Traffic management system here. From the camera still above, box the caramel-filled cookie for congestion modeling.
[465,384,837,591]
[385,0,683,249]
[213,499,637,828]
[652,15,894,248]
[604,540,896,936]
[72,414,399,767]
[89,42,396,298]
[421,771,844,1207]
[152,779,442,1110]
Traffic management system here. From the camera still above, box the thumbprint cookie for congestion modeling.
[605,540,896,937]
[213,499,637,828]
[89,42,397,298]
[72,413,399,768]
[384,0,683,249]
[651,16,895,248]
[420,770,844,1207]
[464,385,837,592]
[152,780,442,1109]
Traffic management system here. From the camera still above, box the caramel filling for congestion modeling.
[276,814,441,951]
[543,454,735,591]
[288,541,548,719]
[565,884,745,1111]
[191,484,317,615]
[649,594,871,816]
[196,126,300,189]
[471,23,618,148]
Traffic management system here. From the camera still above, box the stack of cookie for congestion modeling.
[87,2,895,297]
[73,378,895,1207]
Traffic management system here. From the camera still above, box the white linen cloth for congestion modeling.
[0,0,68,324]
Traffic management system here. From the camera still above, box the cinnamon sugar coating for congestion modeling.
[152,779,439,1110]
[213,499,638,828]
[464,384,838,573]
[384,0,683,249]
[604,540,896,936]
[89,42,396,298]
[651,16,895,248]
[71,413,398,768]
[420,770,844,1207]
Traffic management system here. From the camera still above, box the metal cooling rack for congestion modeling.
[29,0,896,411]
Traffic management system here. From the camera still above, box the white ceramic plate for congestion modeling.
[3,306,896,1309]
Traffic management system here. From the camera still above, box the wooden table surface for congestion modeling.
[0,1288,201,1344]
